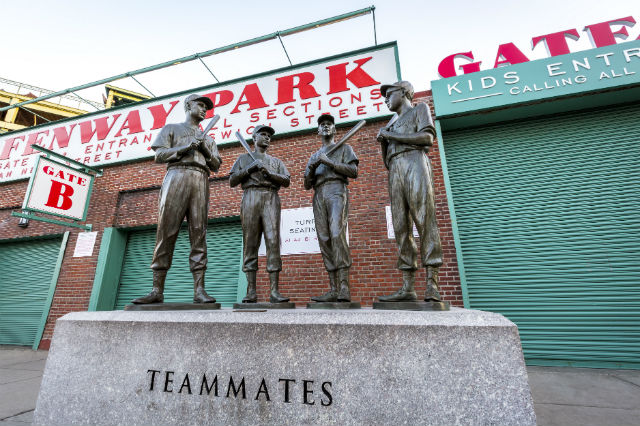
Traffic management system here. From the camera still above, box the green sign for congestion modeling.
[432,40,640,117]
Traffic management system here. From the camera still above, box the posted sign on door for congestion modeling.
[23,156,94,221]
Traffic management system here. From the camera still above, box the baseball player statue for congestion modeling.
[304,114,359,303]
[229,125,291,304]
[376,81,445,305]
[132,94,221,304]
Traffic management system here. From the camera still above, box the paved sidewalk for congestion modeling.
[0,346,639,425]
[0,347,47,426]
[528,365,640,426]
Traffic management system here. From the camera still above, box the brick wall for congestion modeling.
[0,91,462,349]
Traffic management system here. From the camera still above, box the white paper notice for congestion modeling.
[73,231,97,257]
[385,205,419,239]
[259,206,349,256]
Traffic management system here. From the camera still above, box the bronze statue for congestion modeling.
[230,125,291,304]
[304,114,359,303]
[376,81,443,303]
[132,94,221,304]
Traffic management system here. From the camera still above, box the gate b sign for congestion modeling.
[24,156,94,221]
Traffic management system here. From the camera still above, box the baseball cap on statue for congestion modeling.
[380,81,414,100]
[317,113,335,125]
[184,94,214,110]
[253,124,275,137]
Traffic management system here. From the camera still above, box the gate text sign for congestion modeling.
[0,43,399,183]
[432,40,640,117]
[437,15,639,78]
[24,156,94,221]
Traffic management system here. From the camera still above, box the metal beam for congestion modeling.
[277,33,293,66]
[128,75,155,97]
[11,211,92,231]
[0,6,375,113]
[0,77,104,110]
[372,6,378,45]
[278,7,373,37]
[197,57,220,83]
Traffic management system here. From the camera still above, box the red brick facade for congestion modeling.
[0,91,462,349]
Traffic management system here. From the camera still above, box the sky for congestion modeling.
[1,0,638,109]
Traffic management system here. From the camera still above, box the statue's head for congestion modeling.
[317,113,336,138]
[184,94,214,120]
[380,81,414,111]
[252,124,275,149]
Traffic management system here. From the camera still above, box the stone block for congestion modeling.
[33,308,535,426]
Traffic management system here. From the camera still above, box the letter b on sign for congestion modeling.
[25,157,93,221]
[45,180,74,210]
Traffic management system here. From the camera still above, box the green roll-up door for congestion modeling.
[0,237,61,346]
[114,221,243,309]
[443,103,640,369]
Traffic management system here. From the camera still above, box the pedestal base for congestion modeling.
[233,302,296,310]
[373,300,450,311]
[124,302,221,311]
[34,308,535,426]
[306,301,361,309]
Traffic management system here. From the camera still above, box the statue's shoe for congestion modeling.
[424,282,441,302]
[131,290,163,304]
[337,287,351,302]
[242,293,258,303]
[270,292,290,303]
[378,289,417,302]
[311,291,338,302]
[194,289,216,303]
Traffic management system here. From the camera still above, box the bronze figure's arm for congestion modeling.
[263,159,290,188]
[152,126,198,163]
[197,115,222,171]
[200,139,222,172]
[303,153,319,190]
[229,156,260,187]
[378,128,434,147]
[317,153,358,178]
[378,104,434,147]
[377,114,398,169]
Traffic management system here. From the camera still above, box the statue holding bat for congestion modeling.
[376,81,445,307]
[132,94,222,305]
[305,114,363,304]
[230,125,291,305]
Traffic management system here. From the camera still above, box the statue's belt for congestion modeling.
[167,164,209,174]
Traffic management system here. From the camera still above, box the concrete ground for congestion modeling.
[0,347,48,426]
[0,346,639,426]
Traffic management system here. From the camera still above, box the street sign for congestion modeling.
[24,156,94,221]
[11,145,101,230]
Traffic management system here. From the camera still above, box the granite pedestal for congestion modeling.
[33,308,536,426]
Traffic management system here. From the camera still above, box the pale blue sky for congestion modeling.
[2,0,638,105]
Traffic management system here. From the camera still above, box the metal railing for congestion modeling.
[0,6,377,114]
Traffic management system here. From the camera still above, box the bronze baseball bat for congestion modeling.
[200,114,220,138]
[326,119,367,155]
[234,131,258,162]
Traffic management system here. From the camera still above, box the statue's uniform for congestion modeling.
[304,144,358,272]
[230,153,290,273]
[384,103,442,271]
[150,123,221,273]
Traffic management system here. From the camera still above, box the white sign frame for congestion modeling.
[23,156,95,221]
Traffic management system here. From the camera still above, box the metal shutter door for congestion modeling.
[114,221,243,309]
[443,103,640,368]
[0,238,61,346]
